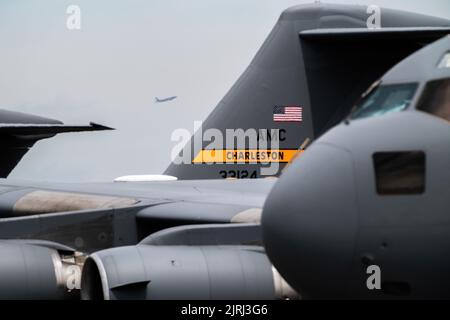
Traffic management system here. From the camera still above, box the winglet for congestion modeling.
[88,122,115,131]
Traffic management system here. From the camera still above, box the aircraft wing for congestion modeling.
[300,27,450,40]
[0,178,273,252]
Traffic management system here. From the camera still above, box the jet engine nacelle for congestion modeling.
[0,241,83,299]
[81,245,298,300]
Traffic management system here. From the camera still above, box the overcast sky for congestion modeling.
[1,0,450,182]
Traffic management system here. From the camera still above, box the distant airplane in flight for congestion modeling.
[155,96,177,103]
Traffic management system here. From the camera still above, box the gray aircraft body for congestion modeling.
[262,35,450,299]
[0,3,449,299]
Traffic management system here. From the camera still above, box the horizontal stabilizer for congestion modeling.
[300,27,450,40]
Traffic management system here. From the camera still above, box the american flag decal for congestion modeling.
[273,106,303,122]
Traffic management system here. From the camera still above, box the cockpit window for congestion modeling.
[417,78,450,122]
[350,83,418,120]
[438,52,450,68]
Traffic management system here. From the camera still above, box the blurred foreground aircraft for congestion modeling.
[263,34,450,300]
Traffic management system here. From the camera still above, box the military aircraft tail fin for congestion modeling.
[164,3,450,180]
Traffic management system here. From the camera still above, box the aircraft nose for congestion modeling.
[262,142,359,299]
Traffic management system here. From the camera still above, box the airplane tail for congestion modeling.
[155,97,160,103]
[165,3,450,180]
